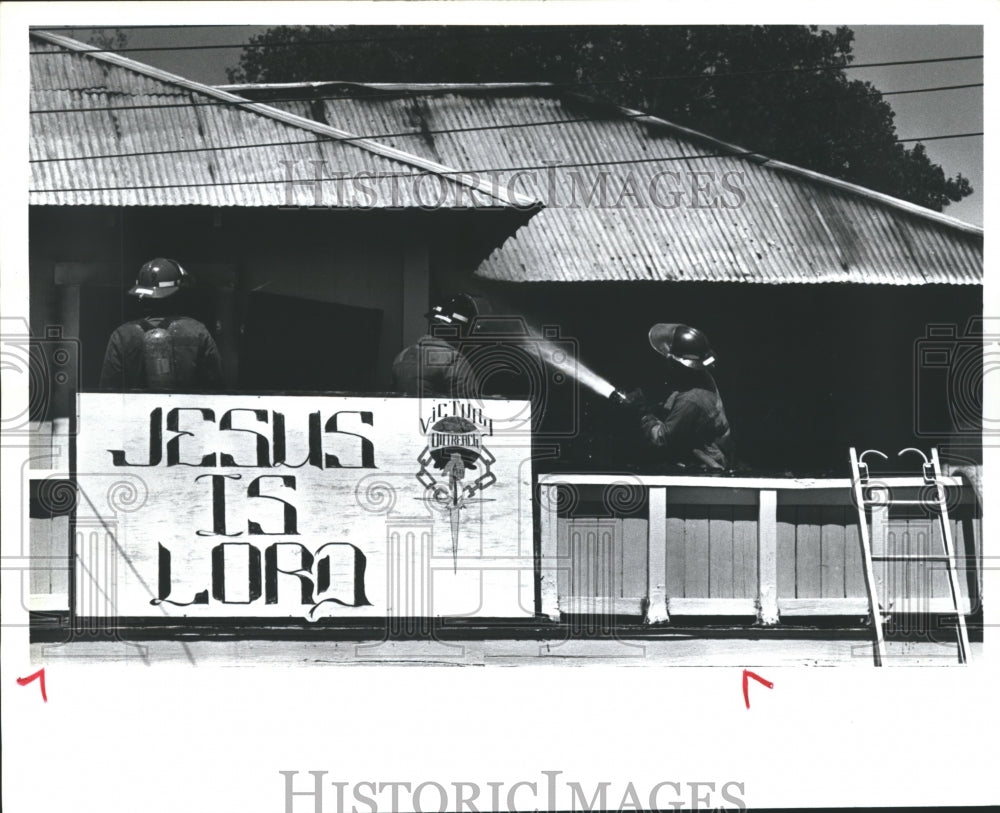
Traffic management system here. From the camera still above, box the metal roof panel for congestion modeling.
[228,82,982,285]
[29,34,536,210]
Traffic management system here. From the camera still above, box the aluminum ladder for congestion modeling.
[848,447,971,665]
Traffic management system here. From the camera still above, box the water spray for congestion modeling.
[528,334,620,400]
[530,335,643,409]
[466,316,627,403]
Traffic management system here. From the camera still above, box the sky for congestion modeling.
[36,23,984,225]
[827,25,983,225]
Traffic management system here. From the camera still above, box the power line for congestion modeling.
[897,132,982,143]
[26,150,771,196]
[28,26,642,54]
[28,34,984,86]
[28,75,985,117]
[881,82,982,97]
[34,25,271,31]
[28,112,649,162]
[28,134,983,195]
[28,96,984,166]
[26,27,991,88]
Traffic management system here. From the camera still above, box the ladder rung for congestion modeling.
[871,554,951,562]
[849,446,970,665]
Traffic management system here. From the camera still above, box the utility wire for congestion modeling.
[30,150,759,195]
[28,34,984,84]
[28,38,983,175]
[28,95,984,165]
[881,82,982,97]
[28,76,984,116]
[26,28,989,81]
[29,112,650,162]
[897,132,982,143]
[29,134,983,195]
[29,26,693,53]
[35,24,264,30]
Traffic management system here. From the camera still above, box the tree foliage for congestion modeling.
[229,25,972,211]
[87,28,129,51]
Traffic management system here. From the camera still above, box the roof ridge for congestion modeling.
[30,32,541,210]
[222,77,979,236]
[218,81,558,93]
[596,95,983,238]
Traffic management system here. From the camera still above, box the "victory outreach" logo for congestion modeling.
[416,403,497,571]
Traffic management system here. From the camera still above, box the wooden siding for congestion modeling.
[777,497,978,613]
[558,518,647,609]
[557,496,760,609]
[663,503,758,600]
[879,507,977,614]
[550,476,981,623]
[777,505,863,600]
[29,515,70,607]
[30,472,983,626]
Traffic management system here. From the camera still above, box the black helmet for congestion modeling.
[129,258,188,300]
[425,293,488,326]
[648,323,716,369]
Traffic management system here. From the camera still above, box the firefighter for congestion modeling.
[391,293,482,398]
[99,258,223,391]
[615,323,733,470]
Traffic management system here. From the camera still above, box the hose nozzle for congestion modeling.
[609,388,646,411]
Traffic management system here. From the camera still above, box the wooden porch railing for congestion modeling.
[538,474,980,625]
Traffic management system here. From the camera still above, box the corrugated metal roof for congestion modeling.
[221,81,982,284]
[29,35,536,209]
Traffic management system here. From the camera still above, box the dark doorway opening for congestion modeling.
[240,292,383,392]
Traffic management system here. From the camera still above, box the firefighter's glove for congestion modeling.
[610,388,648,413]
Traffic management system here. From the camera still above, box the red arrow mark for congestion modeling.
[742,669,772,709]
[17,668,47,702]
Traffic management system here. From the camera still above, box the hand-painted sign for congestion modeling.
[74,394,535,621]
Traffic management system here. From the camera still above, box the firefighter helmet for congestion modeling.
[128,258,189,300]
[425,293,487,327]
[648,323,716,369]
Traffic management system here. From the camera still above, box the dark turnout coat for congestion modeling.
[391,336,474,398]
[640,371,733,469]
[99,316,223,391]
